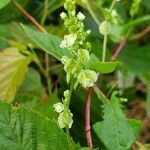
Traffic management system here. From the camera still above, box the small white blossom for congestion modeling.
[87,30,91,34]
[77,12,85,21]
[111,9,118,17]
[60,34,77,48]
[99,20,111,35]
[77,70,98,88]
[58,110,73,128]
[60,12,67,19]
[53,102,64,113]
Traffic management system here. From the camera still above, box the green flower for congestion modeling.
[77,49,90,64]
[58,109,73,128]
[77,70,98,88]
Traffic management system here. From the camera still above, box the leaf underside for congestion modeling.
[0,48,31,102]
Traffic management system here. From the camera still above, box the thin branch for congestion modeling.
[11,0,47,33]
[11,0,52,94]
[111,37,128,61]
[111,26,150,61]
[85,87,93,149]
[132,26,150,40]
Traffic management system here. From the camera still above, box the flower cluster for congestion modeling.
[53,90,73,129]
[60,0,98,89]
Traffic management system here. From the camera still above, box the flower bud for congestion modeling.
[53,102,64,113]
[77,12,85,21]
[60,12,67,19]
[99,20,111,35]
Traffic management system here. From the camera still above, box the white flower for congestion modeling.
[111,9,118,17]
[87,30,91,34]
[53,102,64,113]
[60,34,77,48]
[60,12,67,19]
[58,110,73,128]
[77,70,98,88]
[99,20,111,35]
[77,12,85,21]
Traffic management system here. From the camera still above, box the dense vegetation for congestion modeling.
[0,0,150,149]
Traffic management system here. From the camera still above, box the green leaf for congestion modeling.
[93,92,141,150]
[0,0,10,10]
[0,101,78,150]
[22,25,72,60]
[0,48,31,102]
[88,59,118,74]
[130,0,142,17]
[119,46,150,74]
[15,67,42,107]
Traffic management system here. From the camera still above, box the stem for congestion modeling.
[66,127,72,150]
[102,34,107,62]
[85,87,93,149]
[11,0,47,33]
[111,37,128,61]
[109,0,116,13]
[41,0,49,26]
[93,85,109,103]
[132,26,150,40]
[83,0,102,25]
[45,53,51,95]
[11,0,52,95]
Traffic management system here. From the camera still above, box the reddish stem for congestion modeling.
[111,37,128,61]
[132,26,150,40]
[11,0,47,33]
[85,87,93,149]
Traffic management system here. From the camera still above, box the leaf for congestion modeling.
[87,55,118,74]
[119,46,150,74]
[0,48,31,102]
[22,25,72,60]
[93,92,141,150]
[15,67,42,107]
[0,101,79,150]
[130,0,142,17]
[0,0,10,10]
[90,62,118,74]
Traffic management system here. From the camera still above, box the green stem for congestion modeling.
[83,0,102,25]
[109,0,116,12]
[41,0,49,25]
[102,34,107,62]
[66,127,72,150]
[124,15,150,29]
[93,85,109,103]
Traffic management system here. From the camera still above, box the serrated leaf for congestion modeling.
[0,0,10,10]
[0,48,31,102]
[0,101,79,150]
[93,92,141,150]
[22,25,72,60]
